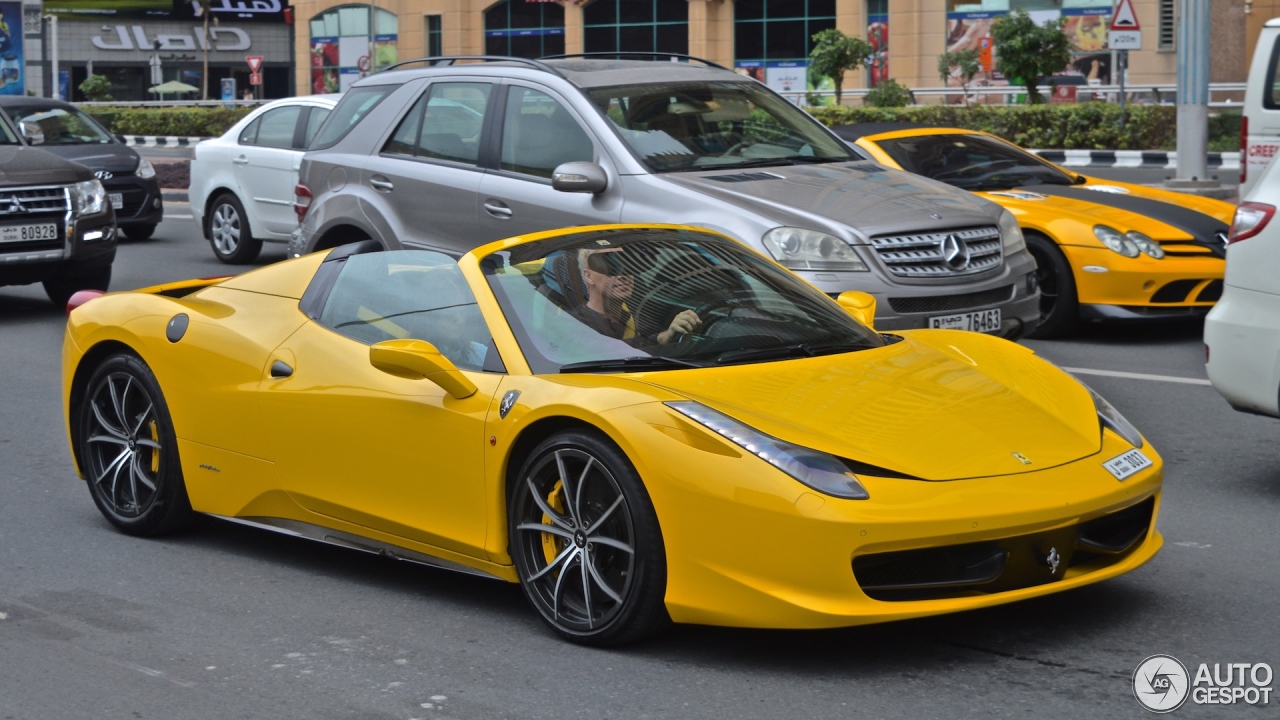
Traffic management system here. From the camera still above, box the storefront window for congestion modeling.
[733,0,835,98]
[310,5,398,94]
[583,0,688,56]
[484,0,565,59]
[867,0,888,88]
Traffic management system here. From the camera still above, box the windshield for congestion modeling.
[482,228,883,374]
[7,106,113,145]
[875,133,1075,191]
[585,81,855,173]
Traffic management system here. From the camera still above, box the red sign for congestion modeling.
[249,72,262,86]
[246,55,264,73]
[356,55,371,72]
[978,37,994,73]
[1050,85,1078,104]
[1110,0,1140,30]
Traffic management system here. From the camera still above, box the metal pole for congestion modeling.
[368,0,376,76]
[40,14,48,98]
[1174,0,1210,183]
[1118,50,1127,110]
[48,15,59,100]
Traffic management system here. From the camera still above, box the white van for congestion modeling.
[1242,17,1280,197]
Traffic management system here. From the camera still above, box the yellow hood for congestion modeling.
[635,331,1101,481]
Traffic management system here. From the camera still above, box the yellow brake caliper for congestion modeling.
[542,480,566,568]
[149,420,160,474]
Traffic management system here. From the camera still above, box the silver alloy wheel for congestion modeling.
[210,202,241,256]
[83,371,163,518]
[514,448,637,633]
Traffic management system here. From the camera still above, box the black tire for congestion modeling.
[207,194,261,264]
[121,224,157,241]
[509,430,669,646]
[1025,232,1079,339]
[77,353,194,536]
[43,265,111,307]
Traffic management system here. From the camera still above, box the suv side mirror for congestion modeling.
[369,339,477,399]
[551,161,607,194]
[836,291,876,329]
[19,120,44,145]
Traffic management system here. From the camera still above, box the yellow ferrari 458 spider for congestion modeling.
[836,125,1235,337]
[62,224,1162,645]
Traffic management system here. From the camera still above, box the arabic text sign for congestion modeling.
[43,0,285,22]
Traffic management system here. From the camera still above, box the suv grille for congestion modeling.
[0,186,71,217]
[869,226,1002,278]
[887,285,1014,314]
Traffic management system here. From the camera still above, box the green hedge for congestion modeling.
[82,106,254,137]
[808,104,1242,151]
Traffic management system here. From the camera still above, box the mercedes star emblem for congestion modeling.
[939,234,971,270]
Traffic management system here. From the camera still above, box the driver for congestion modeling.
[575,249,701,346]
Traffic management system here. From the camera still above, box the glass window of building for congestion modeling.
[310,5,399,94]
[583,0,688,56]
[427,15,443,57]
[734,0,835,64]
[485,1,565,58]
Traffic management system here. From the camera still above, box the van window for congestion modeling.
[1266,41,1280,110]
[310,85,395,150]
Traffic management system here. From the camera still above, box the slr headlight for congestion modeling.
[135,157,157,179]
[667,401,870,500]
[1093,225,1140,258]
[998,209,1026,252]
[71,179,107,216]
[762,227,868,272]
[1087,385,1144,448]
[1126,230,1164,259]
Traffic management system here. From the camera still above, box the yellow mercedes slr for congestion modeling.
[837,125,1235,337]
[62,224,1162,646]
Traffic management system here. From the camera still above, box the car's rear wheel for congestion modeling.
[121,224,157,241]
[77,353,194,536]
[208,194,261,264]
[1025,232,1079,339]
[509,430,669,646]
[43,266,111,308]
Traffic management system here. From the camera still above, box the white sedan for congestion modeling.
[1205,158,1280,417]
[189,95,340,264]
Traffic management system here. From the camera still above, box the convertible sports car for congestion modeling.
[62,224,1162,646]
[836,124,1235,337]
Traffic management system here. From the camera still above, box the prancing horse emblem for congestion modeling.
[1012,451,1032,465]
[1045,547,1061,575]
[499,390,520,419]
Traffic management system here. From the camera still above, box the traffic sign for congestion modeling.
[1108,30,1142,50]
[249,72,262,86]
[1110,0,1140,30]
[357,55,371,72]
[246,55,264,73]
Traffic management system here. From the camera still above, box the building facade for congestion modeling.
[291,0,1278,101]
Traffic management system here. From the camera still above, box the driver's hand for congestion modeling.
[657,310,701,345]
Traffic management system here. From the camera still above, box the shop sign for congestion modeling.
[92,25,250,52]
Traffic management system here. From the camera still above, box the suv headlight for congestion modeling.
[135,157,157,179]
[998,209,1026,252]
[667,401,870,500]
[1126,230,1164,259]
[1087,385,1143,448]
[71,180,107,216]
[1093,225,1140,258]
[762,227,868,272]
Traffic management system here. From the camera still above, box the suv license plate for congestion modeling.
[0,223,58,243]
[1103,449,1153,481]
[929,309,1001,332]
[109,193,123,210]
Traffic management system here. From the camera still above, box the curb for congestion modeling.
[162,191,189,203]
[1028,149,1240,171]
[122,136,206,147]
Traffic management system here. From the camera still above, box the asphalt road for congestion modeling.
[1,210,1275,719]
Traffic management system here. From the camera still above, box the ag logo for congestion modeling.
[1134,654,1191,713]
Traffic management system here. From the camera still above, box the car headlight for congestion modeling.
[135,157,156,179]
[998,209,1026,253]
[762,227,869,272]
[71,179,107,216]
[1125,230,1164,259]
[1093,225,1140,258]
[1087,385,1144,448]
[666,401,870,500]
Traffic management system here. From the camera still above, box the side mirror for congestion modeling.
[369,339,477,399]
[836,290,877,329]
[551,161,607,194]
[19,120,44,145]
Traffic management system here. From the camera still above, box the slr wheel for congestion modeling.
[208,194,261,264]
[509,430,669,646]
[1025,232,1079,339]
[78,353,193,536]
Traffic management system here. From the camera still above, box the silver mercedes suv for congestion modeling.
[291,55,1038,335]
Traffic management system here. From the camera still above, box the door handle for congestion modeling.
[369,176,394,192]
[269,360,293,378]
[483,200,512,219]
[232,155,249,165]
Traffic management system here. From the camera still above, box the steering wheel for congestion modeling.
[934,158,1019,181]
[720,139,754,157]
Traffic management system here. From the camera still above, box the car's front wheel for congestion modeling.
[43,266,111,307]
[509,430,669,646]
[1025,232,1079,339]
[77,353,194,536]
[208,194,261,264]
[121,224,157,241]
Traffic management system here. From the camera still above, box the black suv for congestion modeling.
[0,112,116,305]
[0,97,162,240]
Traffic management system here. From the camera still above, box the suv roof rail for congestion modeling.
[541,52,731,71]
[379,55,565,77]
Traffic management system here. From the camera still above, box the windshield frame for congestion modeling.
[872,132,1076,190]
[6,105,115,145]
[583,80,857,174]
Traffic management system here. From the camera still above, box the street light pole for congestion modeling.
[43,14,59,99]
[1173,0,1211,185]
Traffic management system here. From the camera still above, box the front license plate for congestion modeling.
[1103,449,1153,481]
[929,308,1002,332]
[0,223,58,243]
[109,193,123,210]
